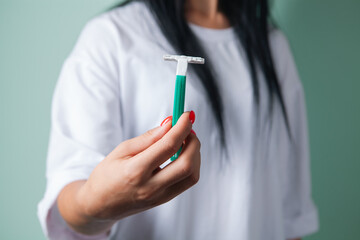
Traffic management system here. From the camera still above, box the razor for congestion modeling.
[163,54,205,161]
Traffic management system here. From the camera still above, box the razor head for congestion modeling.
[163,55,205,64]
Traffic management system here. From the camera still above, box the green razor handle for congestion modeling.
[171,75,186,161]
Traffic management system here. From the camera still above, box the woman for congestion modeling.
[38,0,319,239]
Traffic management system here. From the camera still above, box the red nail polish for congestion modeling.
[191,129,196,136]
[161,116,172,126]
[189,111,195,124]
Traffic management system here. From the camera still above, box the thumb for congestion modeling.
[112,116,172,158]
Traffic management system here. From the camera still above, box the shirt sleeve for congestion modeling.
[37,15,123,240]
[271,30,320,239]
[283,84,319,239]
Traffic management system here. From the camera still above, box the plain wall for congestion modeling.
[0,0,359,239]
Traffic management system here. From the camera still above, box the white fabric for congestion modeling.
[38,2,319,240]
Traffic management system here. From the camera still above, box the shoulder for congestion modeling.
[269,27,290,52]
[268,28,302,92]
[86,1,150,30]
[101,1,152,33]
[71,1,154,57]
[268,27,292,66]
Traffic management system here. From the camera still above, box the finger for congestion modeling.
[111,119,172,158]
[133,111,193,171]
[157,170,200,205]
[148,132,201,189]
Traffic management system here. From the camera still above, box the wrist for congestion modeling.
[76,181,111,223]
[75,181,94,220]
[57,180,113,235]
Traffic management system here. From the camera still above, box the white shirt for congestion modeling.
[38,2,319,240]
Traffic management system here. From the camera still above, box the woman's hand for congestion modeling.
[57,112,200,235]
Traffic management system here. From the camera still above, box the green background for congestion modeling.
[0,0,359,239]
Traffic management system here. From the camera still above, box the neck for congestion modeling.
[185,0,230,29]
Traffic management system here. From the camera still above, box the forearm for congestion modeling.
[57,180,116,235]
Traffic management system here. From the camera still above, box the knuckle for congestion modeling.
[123,168,145,186]
[144,128,157,143]
[191,172,200,185]
[195,138,201,151]
[118,140,130,152]
[197,138,201,150]
[162,138,179,155]
[184,121,192,131]
[135,187,156,204]
[144,129,154,138]
[179,161,193,176]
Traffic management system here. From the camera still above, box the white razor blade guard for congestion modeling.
[163,55,205,64]
[163,55,205,76]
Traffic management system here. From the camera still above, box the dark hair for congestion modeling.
[116,0,290,146]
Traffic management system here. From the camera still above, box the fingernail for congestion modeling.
[191,129,196,136]
[189,111,195,124]
[160,116,172,126]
